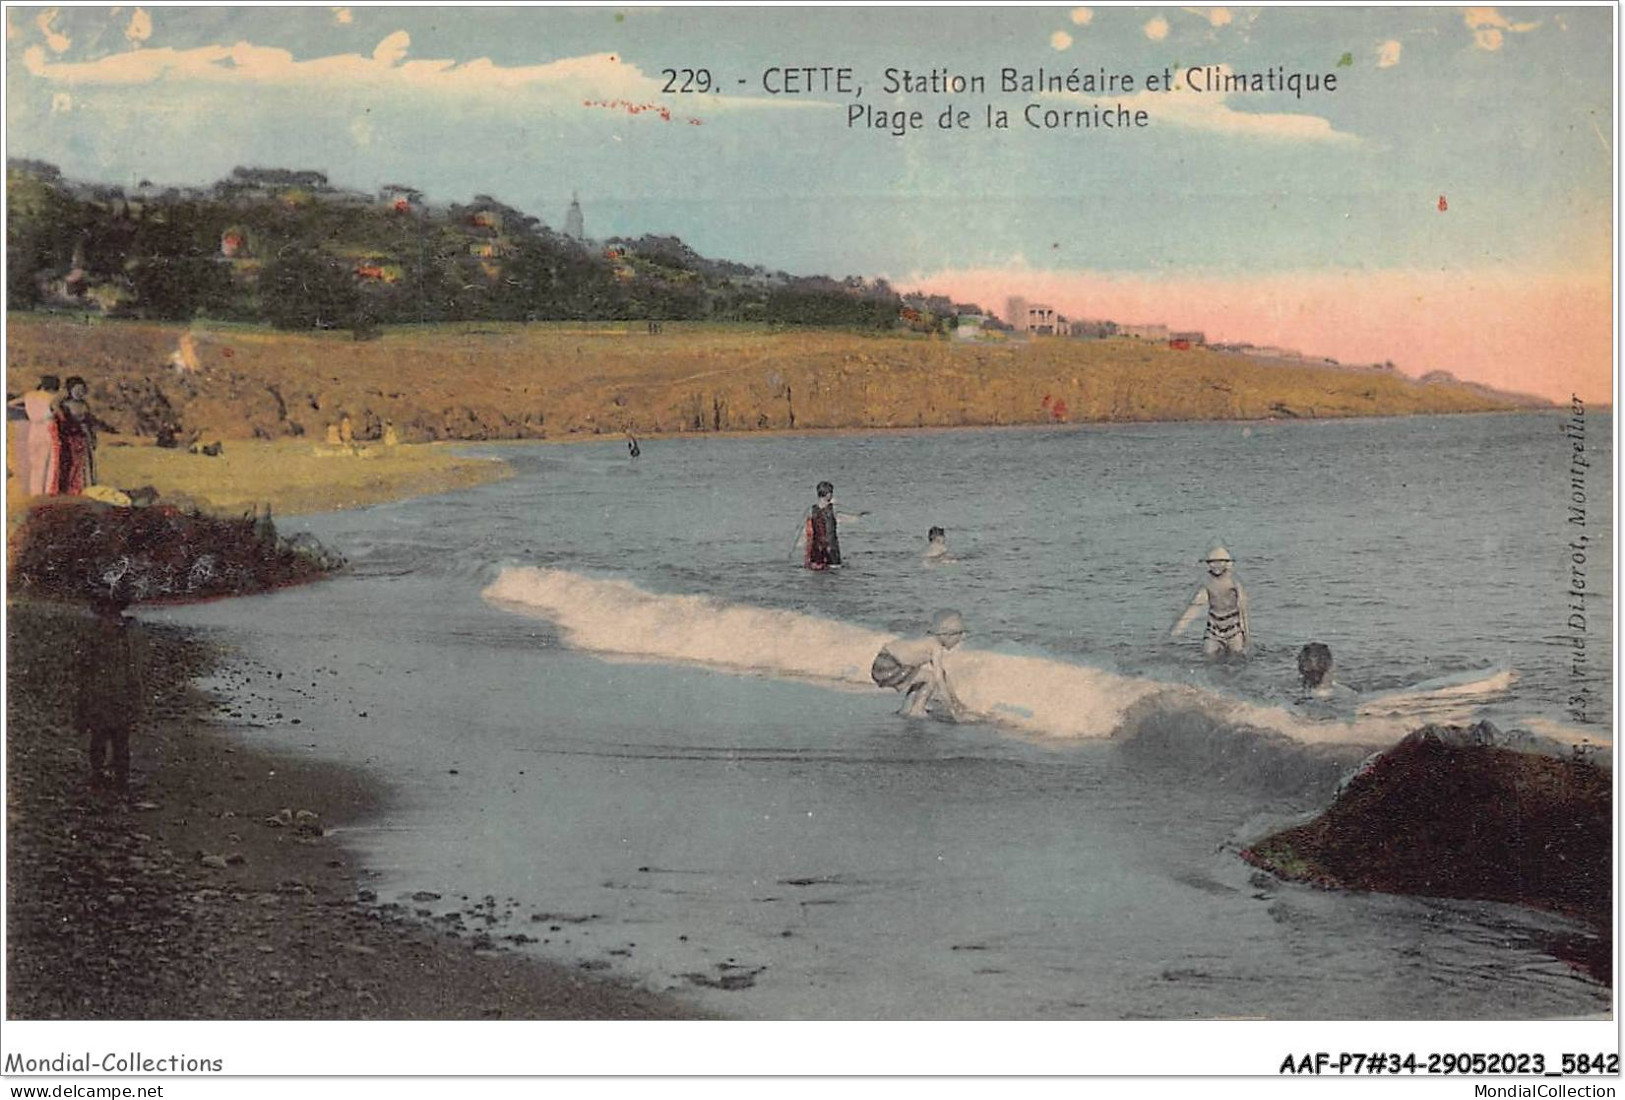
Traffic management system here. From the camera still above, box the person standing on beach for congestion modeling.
[8,375,61,497]
[1170,546,1250,659]
[54,376,101,495]
[871,609,972,719]
[77,589,147,793]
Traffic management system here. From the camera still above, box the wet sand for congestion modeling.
[5,599,702,1019]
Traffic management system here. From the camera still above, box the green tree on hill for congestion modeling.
[260,247,360,330]
[7,169,83,309]
[3,161,956,331]
[124,210,231,321]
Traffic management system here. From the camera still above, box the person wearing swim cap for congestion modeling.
[1170,546,1250,659]
[870,609,971,719]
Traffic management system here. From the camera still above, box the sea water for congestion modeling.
[151,412,1613,1018]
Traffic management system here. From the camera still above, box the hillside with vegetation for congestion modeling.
[7,161,963,332]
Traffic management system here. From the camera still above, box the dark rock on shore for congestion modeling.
[1242,722,1611,982]
[10,497,344,604]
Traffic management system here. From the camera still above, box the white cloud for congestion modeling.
[1070,8,1093,25]
[349,114,373,146]
[333,7,353,25]
[1377,40,1402,68]
[1464,7,1539,33]
[125,8,152,46]
[18,32,811,115]
[1151,94,1354,144]
[1055,64,1357,145]
[1144,16,1169,41]
[1464,7,1538,49]
[1183,7,1233,28]
[50,92,72,114]
[35,9,70,54]
[1050,30,1073,51]
[372,29,410,66]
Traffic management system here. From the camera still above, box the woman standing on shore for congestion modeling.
[55,376,99,495]
[8,374,61,497]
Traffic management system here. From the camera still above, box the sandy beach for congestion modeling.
[5,598,701,1019]
[5,444,703,1019]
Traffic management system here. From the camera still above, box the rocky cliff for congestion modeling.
[9,316,1535,445]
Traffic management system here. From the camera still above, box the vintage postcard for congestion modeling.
[2,2,1616,1086]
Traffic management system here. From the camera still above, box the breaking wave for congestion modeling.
[482,567,1527,755]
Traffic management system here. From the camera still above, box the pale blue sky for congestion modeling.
[5,5,1614,282]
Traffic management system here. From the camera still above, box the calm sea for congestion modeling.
[152,411,1613,1018]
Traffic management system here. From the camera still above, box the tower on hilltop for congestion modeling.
[564,192,584,240]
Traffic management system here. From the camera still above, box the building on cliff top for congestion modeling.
[1021,304,1064,335]
[1119,323,1169,341]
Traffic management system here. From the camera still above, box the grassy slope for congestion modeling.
[8,314,1531,446]
[97,439,508,517]
[5,435,507,526]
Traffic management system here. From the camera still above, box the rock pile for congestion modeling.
[1243,722,1611,982]
[9,497,345,604]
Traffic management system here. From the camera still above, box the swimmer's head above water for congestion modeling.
[1297,642,1333,689]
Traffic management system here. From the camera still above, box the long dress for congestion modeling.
[55,403,94,495]
[20,391,59,497]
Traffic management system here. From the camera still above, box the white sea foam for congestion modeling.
[482,567,1518,748]
[1355,667,1517,721]
[483,565,1191,738]
[483,566,892,684]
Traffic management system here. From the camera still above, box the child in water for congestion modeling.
[923,526,955,565]
[871,609,971,719]
[1170,546,1250,659]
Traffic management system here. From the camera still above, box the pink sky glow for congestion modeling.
[915,266,1614,405]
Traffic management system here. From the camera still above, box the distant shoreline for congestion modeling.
[536,404,1568,447]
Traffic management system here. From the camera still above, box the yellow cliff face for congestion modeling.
[7,315,1527,448]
